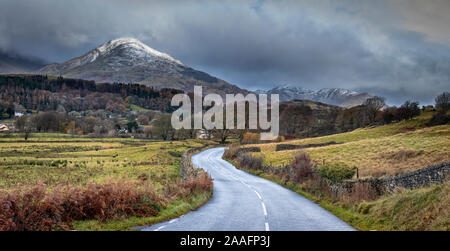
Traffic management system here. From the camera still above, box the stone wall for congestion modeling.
[180,144,210,180]
[334,162,450,196]
[275,141,342,151]
[381,162,449,192]
[236,147,261,155]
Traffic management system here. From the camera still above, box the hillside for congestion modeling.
[281,99,342,119]
[37,38,248,96]
[247,110,450,178]
[0,74,182,114]
[278,99,343,137]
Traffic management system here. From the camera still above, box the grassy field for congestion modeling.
[247,110,450,177]
[0,133,212,230]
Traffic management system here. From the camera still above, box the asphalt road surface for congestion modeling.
[142,147,355,231]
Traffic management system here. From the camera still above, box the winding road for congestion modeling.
[142,147,354,231]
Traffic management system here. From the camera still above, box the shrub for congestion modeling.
[427,111,450,126]
[283,134,296,140]
[237,153,263,170]
[0,181,165,231]
[179,173,213,196]
[290,152,314,182]
[317,163,356,183]
[168,150,182,158]
[274,136,285,142]
[377,107,397,124]
[224,145,261,160]
[395,101,420,121]
[223,144,240,160]
[241,132,260,144]
[349,182,381,202]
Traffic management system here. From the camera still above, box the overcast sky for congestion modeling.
[1,0,449,105]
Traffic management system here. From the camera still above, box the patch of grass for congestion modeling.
[127,104,152,112]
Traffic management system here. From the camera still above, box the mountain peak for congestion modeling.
[90,37,183,65]
[36,37,248,97]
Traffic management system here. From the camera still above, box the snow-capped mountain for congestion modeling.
[37,37,247,96]
[255,84,373,108]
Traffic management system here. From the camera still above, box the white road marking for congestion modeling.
[261,202,268,216]
[254,190,262,200]
[154,225,165,231]
[207,148,271,231]
[169,219,177,224]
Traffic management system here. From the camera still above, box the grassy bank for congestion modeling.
[241,168,449,231]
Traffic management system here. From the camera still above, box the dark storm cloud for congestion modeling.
[0,0,449,105]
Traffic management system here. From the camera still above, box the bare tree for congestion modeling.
[15,116,27,132]
[152,114,175,140]
[144,126,153,138]
[435,92,450,112]
[363,96,385,124]
[279,104,314,135]
[213,128,231,144]
[137,114,150,125]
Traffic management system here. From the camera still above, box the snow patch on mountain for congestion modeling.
[93,38,183,65]
[256,85,373,108]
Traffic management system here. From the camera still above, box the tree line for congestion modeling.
[0,75,182,114]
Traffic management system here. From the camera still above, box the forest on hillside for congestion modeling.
[0,75,182,116]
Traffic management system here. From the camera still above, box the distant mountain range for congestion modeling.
[0,50,47,74]
[0,38,374,107]
[255,84,373,108]
[37,38,247,96]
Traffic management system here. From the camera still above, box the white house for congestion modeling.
[0,123,10,132]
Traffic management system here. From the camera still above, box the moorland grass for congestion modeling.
[247,111,449,177]
[0,134,213,230]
